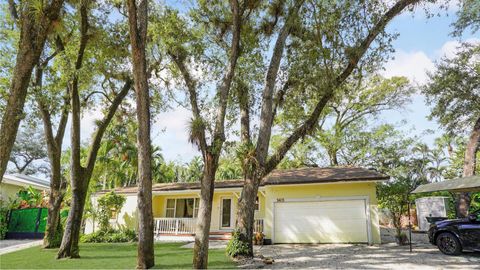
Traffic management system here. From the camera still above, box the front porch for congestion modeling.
[153,217,264,241]
[152,190,265,241]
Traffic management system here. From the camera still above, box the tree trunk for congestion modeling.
[127,0,154,268]
[329,149,339,166]
[57,174,88,258]
[0,0,64,181]
[35,63,68,249]
[43,172,65,248]
[44,145,66,249]
[463,117,480,177]
[193,155,217,268]
[55,76,131,258]
[235,174,259,257]
[456,117,480,217]
[234,0,420,257]
[57,63,84,258]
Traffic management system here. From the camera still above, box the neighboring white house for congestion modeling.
[0,174,50,202]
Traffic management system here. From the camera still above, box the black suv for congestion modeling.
[428,209,480,255]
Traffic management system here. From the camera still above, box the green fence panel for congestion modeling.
[37,208,48,232]
[7,208,40,233]
[7,208,50,233]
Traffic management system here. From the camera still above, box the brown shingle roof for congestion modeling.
[263,167,388,185]
[98,167,388,194]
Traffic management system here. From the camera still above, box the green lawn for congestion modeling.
[0,242,236,269]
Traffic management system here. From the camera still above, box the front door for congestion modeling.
[220,197,233,229]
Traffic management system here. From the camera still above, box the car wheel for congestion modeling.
[436,232,462,256]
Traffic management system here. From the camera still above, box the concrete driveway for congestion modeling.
[0,239,42,255]
[239,243,480,269]
[238,229,480,269]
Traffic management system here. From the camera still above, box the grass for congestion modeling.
[0,242,236,269]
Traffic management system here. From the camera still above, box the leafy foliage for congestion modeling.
[452,0,480,36]
[80,228,137,243]
[8,124,49,176]
[423,43,480,134]
[11,186,47,209]
[226,230,249,258]
[96,191,126,232]
[0,202,8,239]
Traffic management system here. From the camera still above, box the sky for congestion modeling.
[65,2,479,165]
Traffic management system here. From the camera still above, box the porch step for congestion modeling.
[209,236,231,240]
[209,232,232,240]
[155,232,232,241]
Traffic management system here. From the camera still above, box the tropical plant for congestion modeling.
[15,186,46,208]
[226,230,249,257]
[0,201,9,239]
[96,191,126,232]
[80,228,137,243]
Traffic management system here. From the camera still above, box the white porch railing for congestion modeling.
[154,217,265,235]
[154,218,197,235]
[254,218,264,233]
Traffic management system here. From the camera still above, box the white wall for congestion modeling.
[84,194,138,234]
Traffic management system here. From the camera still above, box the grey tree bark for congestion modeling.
[34,59,69,248]
[167,2,242,268]
[456,116,480,217]
[57,75,132,258]
[0,0,65,181]
[56,7,132,256]
[126,0,154,268]
[235,0,421,257]
[29,34,69,248]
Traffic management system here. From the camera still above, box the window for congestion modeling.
[165,198,200,218]
[194,199,199,217]
[166,199,175,217]
[255,196,260,211]
[110,208,119,220]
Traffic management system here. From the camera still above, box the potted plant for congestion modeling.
[395,232,408,245]
[253,231,264,245]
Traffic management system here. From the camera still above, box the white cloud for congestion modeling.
[152,107,200,162]
[79,108,103,140]
[435,38,480,59]
[382,38,480,85]
[382,50,435,84]
[61,102,199,162]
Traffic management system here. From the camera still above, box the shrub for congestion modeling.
[97,191,126,232]
[50,221,64,247]
[80,228,137,243]
[16,186,47,208]
[0,203,9,239]
[226,230,249,257]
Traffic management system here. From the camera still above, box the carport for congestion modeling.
[411,175,480,193]
[409,175,480,252]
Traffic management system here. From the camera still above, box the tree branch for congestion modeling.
[271,78,292,128]
[55,91,70,146]
[70,3,90,181]
[255,0,305,165]
[85,78,132,176]
[83,91,113,104]
[265,0,420,174]
[212,0,242,150]
[169,51,208,153]
[8,0,19,23]
[236,79,251,144]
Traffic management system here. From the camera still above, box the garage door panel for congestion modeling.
[274,200,368,243]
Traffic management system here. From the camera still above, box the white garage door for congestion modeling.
[274,199,369,243]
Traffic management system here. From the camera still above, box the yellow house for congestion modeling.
[0,174,50,202]
[90,167,388,244]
